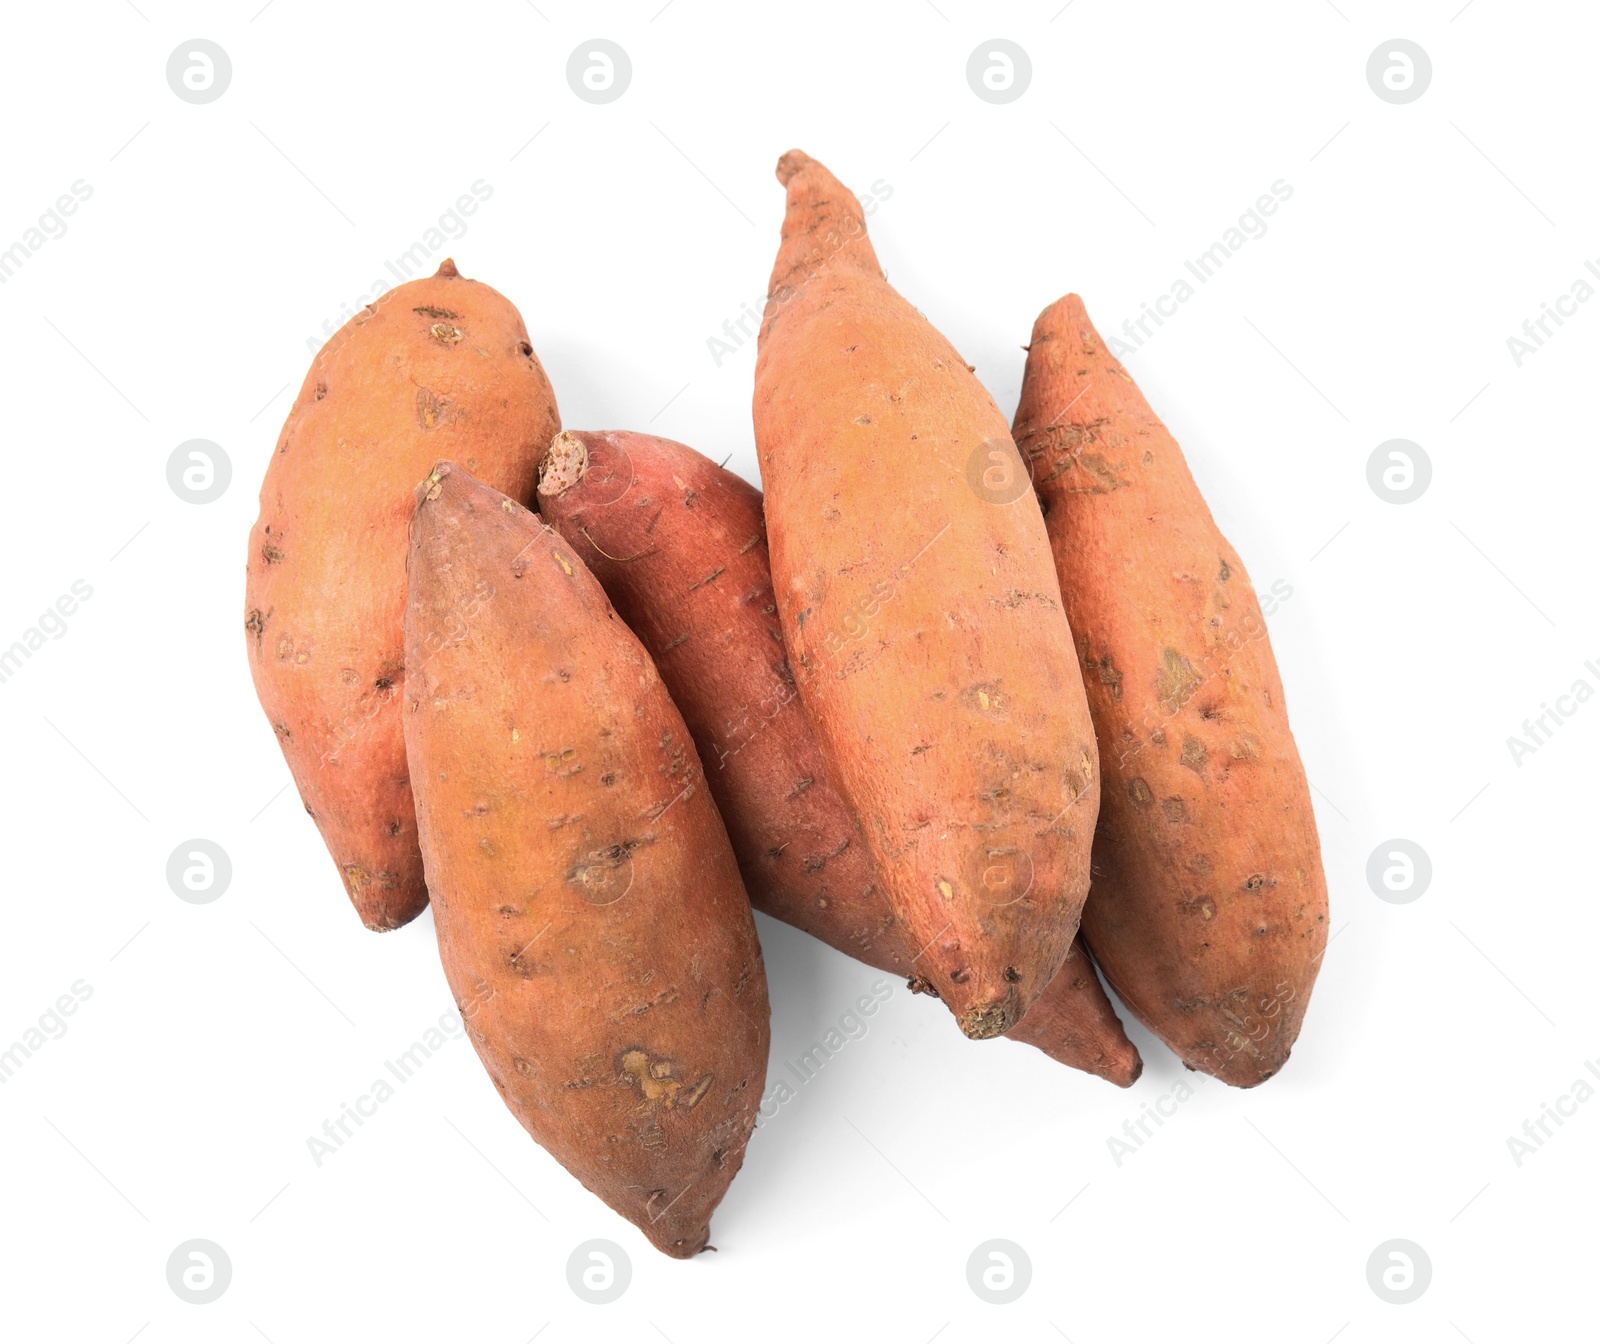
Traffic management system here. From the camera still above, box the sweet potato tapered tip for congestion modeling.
[775,149,814,184]
[435,257,459,278]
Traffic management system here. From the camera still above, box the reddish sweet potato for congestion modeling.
[753,152,1100,1038]
[244,259,559,929]
[1013,295,1328,1086]
[538,429,1138,1086]
[404,462,769,1256]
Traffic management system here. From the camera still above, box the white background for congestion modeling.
[1,1,1594,1340]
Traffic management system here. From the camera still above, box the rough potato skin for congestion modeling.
[753,152,1101,1039]
[1012,294,1329,1087]
[243,259,560,930]
[404,463,769,1257]
[538,429,1139,1086]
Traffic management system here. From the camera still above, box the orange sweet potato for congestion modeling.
[1012,295,1328,1086]
[753,152,1100,1039]
[403,462,769,1256]
[240,257,560,928]
[538,428,1137,1085]
[244,259,559,929]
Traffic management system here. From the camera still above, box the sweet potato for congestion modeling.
[403,462,769,1256]
[244,259,559,930]
[752,151,1100,1039]
[538,429,1138,1085]
[1012,295,1328,1086]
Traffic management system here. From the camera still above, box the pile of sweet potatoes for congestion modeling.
[244,153,1327,1256]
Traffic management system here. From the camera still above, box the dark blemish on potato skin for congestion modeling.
[1180,735,1208,774]
[261,540,285,564]
[413,305,460,320]
[1156,648,1201,714]
[688,566,724,591]
[1127,777,1152,807]
[1162,797,1188,823]
[415,387,448,429]
[245,609,267,641]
